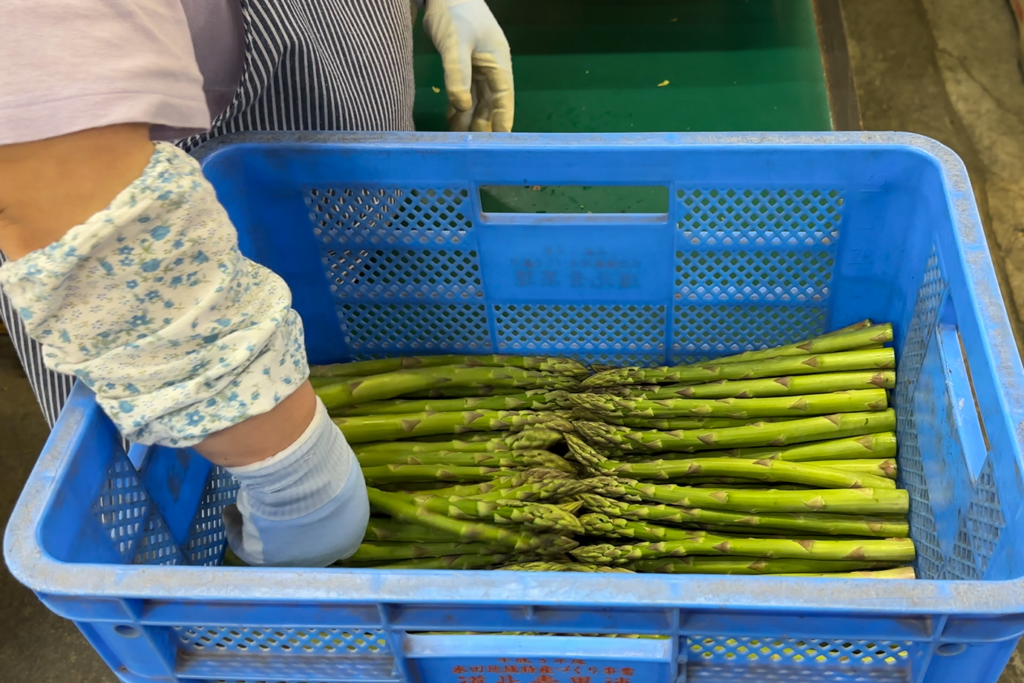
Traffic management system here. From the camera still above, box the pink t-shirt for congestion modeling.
[0,0,244,145]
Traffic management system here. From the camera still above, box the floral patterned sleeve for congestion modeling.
[0,142,309,446]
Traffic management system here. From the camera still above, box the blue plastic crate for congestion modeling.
[6,132,1024,683]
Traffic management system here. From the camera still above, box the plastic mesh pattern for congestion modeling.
[899,251,946,389]
[174,626,390,655]
[895,248,946,580]
[339,303,490,354]
[676,188,842,247]
[671,304,826,365]
[202,671,393,683]
[968,458,1006,574]
[493,304,666,364]
[134,515,185,566]
[675,250,834,304]
[942,456,1007,580]
[185,466,239,566]
[321,248,483,300]
[307,187,473,246]
[579,352,666,369]
[93,453,184,566]
[944,520,982,580]
[686,636,918,683]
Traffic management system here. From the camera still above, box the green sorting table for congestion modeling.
[413,0,833,211]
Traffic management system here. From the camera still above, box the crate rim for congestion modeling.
[6,131,1024,617]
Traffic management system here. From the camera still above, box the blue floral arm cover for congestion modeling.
[0,143,309,446]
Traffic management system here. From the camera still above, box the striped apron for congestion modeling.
[0,0,416,427]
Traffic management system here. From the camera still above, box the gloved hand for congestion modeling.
[422,0,514,132]
[223,396,370,567]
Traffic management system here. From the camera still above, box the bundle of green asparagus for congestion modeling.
[310,355,590,569]
[565,321,915,577]
[293,322,915,577]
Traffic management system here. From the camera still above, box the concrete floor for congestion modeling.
[1,1,1024,681]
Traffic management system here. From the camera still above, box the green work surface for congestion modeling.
[412,0,831,212]
[413,0,831,134]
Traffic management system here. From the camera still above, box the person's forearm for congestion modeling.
[197,380,317,467]
[0,125,155,259]
[0,124,312,466]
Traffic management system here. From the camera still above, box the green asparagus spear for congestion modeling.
[575,410,896,452]
[570,389,888,420]
[311,354,590,378]
[355,449,575,473]
[499,562,635,573]
[424,470,580,498]
[565,434,894,488]
[782,566,916,579]
[370,554,515,569]
[697,323,892,366]
[664,433,898,462]
[402,386,525,399]
[370,482,454,493]
[579,514,696,542]
[582,348,895,388]
[364,518,462,543]
[585,477,909,515]
[309,376,345,389]
[405,495,584,535]
[579,494,908,537]
[609,456,892,489]
[573,413,803,430]
[356,428,565,455]
[626,557,899,575]
[670,479,817,489]
[559,499,584,515]
[366,488,577,556]
[331,391,568,417]
[571,534,915,565]
[463,480,593,502]
[605,434,897,465]
[810,459,897,479]
[335,410,573,443]
[412,431,508,442]
[614,371,896,400]
[578,517,881,542]
[349,542,498,562]
[318,365,582,409]
[361,464,513,484]
[816,319,875,336]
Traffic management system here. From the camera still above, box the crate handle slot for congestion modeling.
[478,185,671,221]
[402,632,673,683]
[937,297,990,481]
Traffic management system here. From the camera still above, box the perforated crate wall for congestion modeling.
[91,455,240,568]
[671,304,828,365]
[493,303,666,367]
[184,466,239,566]
[322,248,484,301]
[175,625,396,683]
[338,303,491,357]
[684,635,926,683]
[675,188,842,246]
[894,246,1008,580]
[93,452,185,566]
[671,188,839,365]
[307,187,474,246]
[305,184,848,365]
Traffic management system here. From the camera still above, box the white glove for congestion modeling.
[223,396,370,567]
[422,0,514,132]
